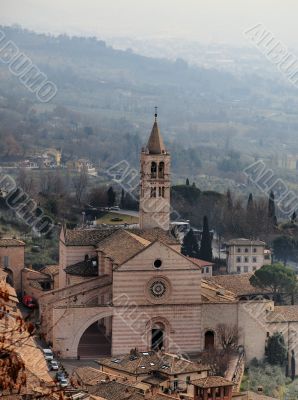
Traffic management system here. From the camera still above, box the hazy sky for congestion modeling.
[1,0,298,46]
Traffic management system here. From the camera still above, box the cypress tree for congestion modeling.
[291,350,296,381]
[107,186,116,207]
[268,190,277,225]
[120,189,125,209]
[186,178,190,186]
[226,189,233,209]
[199,216,213,262]
[181,229,200,259]
[247,193,254,211]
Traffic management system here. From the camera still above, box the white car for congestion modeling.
[43,348,54,361]
[60,378,69,387]
[49,360,59,370]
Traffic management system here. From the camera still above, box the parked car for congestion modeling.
[60,378,69,387]
[49,360,59,371]
[43,348,54,361]
[55,371,65,382]
[22,295,36,309]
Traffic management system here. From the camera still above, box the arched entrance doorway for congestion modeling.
[204,330,215,350]
[151,322,165,351]
[78,317,112,359]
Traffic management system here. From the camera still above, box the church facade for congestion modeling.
[36,115,298,372]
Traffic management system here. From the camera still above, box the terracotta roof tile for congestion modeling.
[98,351,210,376]
[201,280,236,303]
[64,228,116,246]
[89,381,144,400]
[186,257,214,268]
[40,264,59,276]
[0,238,25,247]
[97,230,147,265]
[206,274,271,297]
[64,227,178,248]
[191,375,233,388]
[73,366,112,386]
[128,228,179,246]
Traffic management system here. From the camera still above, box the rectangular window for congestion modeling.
[244,257,249,263]
[253,248,257,253]
[236,256,241,263]
[244,266,248,273]
[237,266,241,273]
[237,248,241,253]
[245,248,248,253]
[253,257,257,262]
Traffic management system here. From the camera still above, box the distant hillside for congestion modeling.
[1,26,298,184]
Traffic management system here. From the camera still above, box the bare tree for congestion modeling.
[216,323,240,351]
[72,166,89,206]
[16,168,35,195]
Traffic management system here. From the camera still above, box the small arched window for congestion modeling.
[150,187,157,198]
[158,162,165,178]
[151,162,157,178]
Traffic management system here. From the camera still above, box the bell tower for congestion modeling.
[139,109,171,231]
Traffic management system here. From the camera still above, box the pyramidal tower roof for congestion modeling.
[146,109,166,154]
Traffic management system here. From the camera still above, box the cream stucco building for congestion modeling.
[226,238,271,274]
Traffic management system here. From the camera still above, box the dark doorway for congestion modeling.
[151,328,164,351]
[78,319,111,359]
[204,330,215,350]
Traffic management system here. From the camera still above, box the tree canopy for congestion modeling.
[250,263,297,301]
[199,216,213,262]
[273,236,295,265]
[181,229,200,259]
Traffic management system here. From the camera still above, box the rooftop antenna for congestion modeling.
[154,106,158,122]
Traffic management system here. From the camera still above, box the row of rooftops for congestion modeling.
[62,226,179,247]
[62,226,213,278]
[71,350,234,400]
[97,350,211,376]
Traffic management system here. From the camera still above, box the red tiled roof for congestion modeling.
[187,257,213,268]
[0,238,25,247]
[192,376,233,388]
